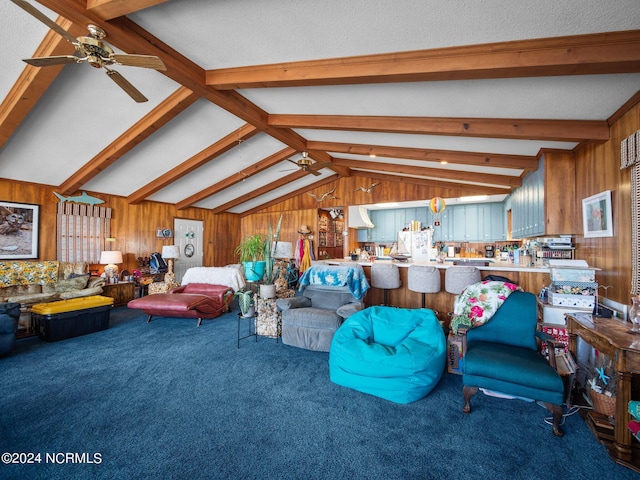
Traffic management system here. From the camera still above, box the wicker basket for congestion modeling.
[590,390,616,417]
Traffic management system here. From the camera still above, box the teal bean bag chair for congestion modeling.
[329,306,446,404]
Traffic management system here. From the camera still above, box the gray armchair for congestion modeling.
[276,285,365,352]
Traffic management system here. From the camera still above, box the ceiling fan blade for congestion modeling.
[111,54,167,71]
[105,68,148,103]
[286,159,299,166]
[22,55,80,67]
[306,168,322,177]
[10,0,79,45]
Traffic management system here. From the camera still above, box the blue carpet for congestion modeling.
[0,306,636,480]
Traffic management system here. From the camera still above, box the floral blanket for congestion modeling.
[450,280,520,334]
[298,265,370,300]
[0,261,59,288]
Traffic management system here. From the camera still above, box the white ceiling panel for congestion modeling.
[83,99,246,196]
[148,133,287,204]
[296,129,578,156]
[130,0,640,69]
[240,75,640,120]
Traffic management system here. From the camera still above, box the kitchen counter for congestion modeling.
[325,258,549,274]
[320,258,551,323]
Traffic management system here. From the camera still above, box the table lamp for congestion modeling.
[273,241,293,259]
[100,250,123,283]
[161,245,180,285]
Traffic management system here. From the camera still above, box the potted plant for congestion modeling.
[259,214,283,299]
[235,234,266,282]
[235,289,255,318]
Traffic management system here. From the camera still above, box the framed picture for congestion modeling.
[0,201,40,259]
[582,190,613,238]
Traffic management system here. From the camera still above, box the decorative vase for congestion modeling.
[259,283,276,299]
[243,261,266,282]
[630,296,640,334]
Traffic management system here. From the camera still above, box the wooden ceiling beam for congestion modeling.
[210,170,309,215]
[86,0,169,20]
[176,147,296,210]
[240,175,340,217]
[0,17,84,149]
[356,171,508,197]
[306,141,539,171]
[333,158,522,187]
[127,123,259,204]
[206,30,640,89]
[59,86,199,195]
[270,114,609,142]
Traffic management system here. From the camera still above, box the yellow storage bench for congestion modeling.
[31,295,114,342]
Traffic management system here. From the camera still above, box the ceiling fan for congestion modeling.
[10,0,167,103]
[284,152,332,177]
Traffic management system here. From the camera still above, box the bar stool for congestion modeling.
[407,265,441,309]
[445,266,481,295]
[370,263,401,306]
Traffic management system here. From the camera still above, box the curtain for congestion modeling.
[56,203,112,263]
[621,130,640,295]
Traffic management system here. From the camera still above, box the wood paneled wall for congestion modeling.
[0,180,240,273]
[574,100,639,306]
[2,99,637,307]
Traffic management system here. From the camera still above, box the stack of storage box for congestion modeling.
[538,266,597,357]
[548,266,598,310]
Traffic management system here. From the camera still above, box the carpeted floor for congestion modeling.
[0,305,637,480]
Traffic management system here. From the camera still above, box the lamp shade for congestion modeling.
[273,241,293,259]
[99,250,123,265]
[162,245,180,259]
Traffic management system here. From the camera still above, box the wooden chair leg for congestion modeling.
[462,385,478,413]
[544,402,564,437]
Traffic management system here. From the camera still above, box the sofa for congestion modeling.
[0,261,105,306]
[0,302,20,356]
[276,285,366,351]
[0,261,105,333]
[127,282,234,327]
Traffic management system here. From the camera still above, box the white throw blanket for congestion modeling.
[181,265,245,292]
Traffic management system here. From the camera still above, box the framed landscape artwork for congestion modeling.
[0,201,40,259]
[582,190,613,238]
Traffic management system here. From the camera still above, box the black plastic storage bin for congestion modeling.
[31,296,113,342]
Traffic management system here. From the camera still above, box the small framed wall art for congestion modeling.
[0,201,40,259]
[582,190,613,238]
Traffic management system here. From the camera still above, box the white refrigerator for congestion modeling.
[397,229,434,261]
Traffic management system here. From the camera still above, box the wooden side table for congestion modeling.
[101,282,135,307]
[566,313,640,472]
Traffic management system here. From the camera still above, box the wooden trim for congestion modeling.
[270,114,609,142]
[355,171,509,196]
[206,30,640,89]
[87,0,168,20]
[332,158,522,187]
[307,140,539,171]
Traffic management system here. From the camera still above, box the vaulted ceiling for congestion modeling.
[1,0,639,215]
